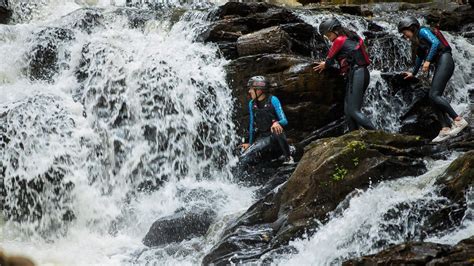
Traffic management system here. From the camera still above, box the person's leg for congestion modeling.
[239,136,272,166]
[346,67,376,130]
[344,77,358,131]
[433,106,451,128]
[271,132,291,158]
[429,53,458,120]
[345,99,358,131]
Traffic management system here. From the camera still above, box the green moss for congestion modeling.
[346,140,366,152]
[352,157,359,167]
[332,165,348,181]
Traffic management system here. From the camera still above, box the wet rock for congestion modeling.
[236,23,324,58]
[426,5,474,32]
[339,5,373,17]
[203,131,428,264]
[0,0,11,24]
[56,8,104,34]
[254,164,297,198]
[212,1,270,19]
[110,7,158,29]
[236,26,292,57]
[202,3,303,43]
[343,241,450,265]
[143,208,217,247]
[0,96,76,228]
[374,73,442,140]
[437,150,474,202]
[367,20,384,32]
[343,236,474,266]
[26,27,75,81]
[0,251,35,266]
[420,150,474,236]
[226,54,344,141]
[298,117,347,147]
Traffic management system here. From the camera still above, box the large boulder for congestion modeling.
[203,131,428,264]
[202,3,302,44]
[343,235,474,265]
[25,27,75,81]
[419,150,474,237]
[236,23,324,58]
[143,208,217,247]
[0,96,77,231]
[426,5,474,32]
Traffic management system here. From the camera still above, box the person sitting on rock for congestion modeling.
[240,76,294,165]
[398,16,469,142]
[314,17,376,132]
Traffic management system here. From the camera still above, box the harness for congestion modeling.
[417,26,452,63]
[252,96,277,137]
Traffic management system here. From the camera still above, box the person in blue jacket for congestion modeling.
[398,16,468,142]
[240,76,294,165]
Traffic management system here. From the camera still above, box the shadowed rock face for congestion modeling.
[343,235,474,266]
[0,0,11,24]
[203,131,429,264]
[202,2,347,141]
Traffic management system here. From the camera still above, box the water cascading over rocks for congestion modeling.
[0,1,473,265]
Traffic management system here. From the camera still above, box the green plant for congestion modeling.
[332,165,348,181]
[352,157,359,166]
[346,140,366,152]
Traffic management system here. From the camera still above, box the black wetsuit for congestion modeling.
[240,95,290,165]
[325,35,376,131]
[413,27,458,127]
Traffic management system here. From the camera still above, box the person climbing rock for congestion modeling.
[240,76,294,165]
[314,17,376,132]
[398,16,469,142]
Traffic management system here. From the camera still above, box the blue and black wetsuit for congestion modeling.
[413,27,458,127]
[241,95,290,165]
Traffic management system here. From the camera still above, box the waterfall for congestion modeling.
[1,1,255,264]
[1,1,472,265]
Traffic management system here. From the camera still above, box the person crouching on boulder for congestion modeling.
[240,76,294,165]
[398,16,468,142]
[314,17,376,132]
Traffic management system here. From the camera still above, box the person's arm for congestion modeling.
[419,27,441,63]
[271,96,288,126]
[412,56,423,76]
[325,35,347,66]
[248,101,255,144]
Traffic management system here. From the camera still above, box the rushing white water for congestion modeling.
[280,156,462,265]
[277,10,473,265]
[1,1,256,265]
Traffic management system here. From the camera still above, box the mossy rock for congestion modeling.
[437,151,474,202]
[203,130,427,264]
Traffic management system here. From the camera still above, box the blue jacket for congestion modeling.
[413,27,443,75]
[248,96,288,144]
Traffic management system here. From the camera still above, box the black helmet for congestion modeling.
[319,17,342,36]
[398,16,420,33]
[247,76,268,90]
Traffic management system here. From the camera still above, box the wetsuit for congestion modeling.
[413,27,457,127]
[325,35,376,131]
[241,95,290,165]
